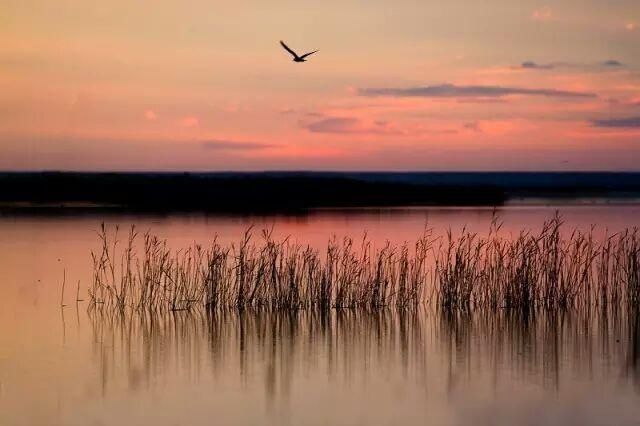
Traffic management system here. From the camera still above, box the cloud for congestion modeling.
[144,110,157,121]
[626,23,636,31]
[304,117,356,133]
[602,60,624,67]
[521,61,555,70]
[591,116,640,128]
[358,84,596,99]
[201,139,277,150]
[180,116,199,127]
[531,7,553,21]
[463,122,481,132]
[516,60,625,71]
[301,117,400,134]
[456,97,509,104]
[607,97,640,108]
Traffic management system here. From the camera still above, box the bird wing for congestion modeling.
[299,50,319,59]
[279,41,299,58]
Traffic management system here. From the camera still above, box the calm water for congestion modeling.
[1,205,640,426]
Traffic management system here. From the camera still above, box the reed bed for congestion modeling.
[88,215,640,312]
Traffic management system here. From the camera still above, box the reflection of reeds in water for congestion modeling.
[431,306,640,393]
[88,308,429,398]
[89,215,639,312]
[87,307,640,398]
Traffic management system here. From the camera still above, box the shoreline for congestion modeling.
[2,171,640,212]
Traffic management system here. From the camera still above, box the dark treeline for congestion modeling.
[0,172,506,211]
[2,172,640,212]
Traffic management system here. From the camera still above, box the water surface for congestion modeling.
[1,205,639,426]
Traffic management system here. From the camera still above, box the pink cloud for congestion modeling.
[223,103,250,114]
[531,7,553,21]
[144,110,157,121]
[626,23,636,31]
[180,116,199,128]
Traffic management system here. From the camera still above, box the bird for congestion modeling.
[279,40,318,63]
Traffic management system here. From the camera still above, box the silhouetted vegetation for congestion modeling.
[88,216,640,312]
[0,172,507,211]
[4,172,640,212]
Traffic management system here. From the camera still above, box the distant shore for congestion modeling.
[1,172,639,212]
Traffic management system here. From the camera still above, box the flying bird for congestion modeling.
[280,40,318,63]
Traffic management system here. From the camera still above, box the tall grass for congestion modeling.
[88,215,639,312]
[89,225,430,311]
[433,215,640,310]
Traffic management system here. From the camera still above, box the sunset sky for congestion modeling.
[1,0,639,170]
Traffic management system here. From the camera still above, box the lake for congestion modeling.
[1,204,640,426]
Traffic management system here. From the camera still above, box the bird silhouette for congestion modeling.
[280,40,318,62]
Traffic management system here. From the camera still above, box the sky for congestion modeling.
[1,0,639,171]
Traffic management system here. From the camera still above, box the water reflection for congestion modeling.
[88,308,428,398]
[436,307,640,393]
[626,307,640,390]
[87,306,640,402]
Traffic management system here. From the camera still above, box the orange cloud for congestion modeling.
[144,110,157,121]
[626,23,636,31]
[180,116,199,128]
[531,7,553,21]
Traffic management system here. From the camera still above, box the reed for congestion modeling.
[60,268,66,307]
[88,215,639,312]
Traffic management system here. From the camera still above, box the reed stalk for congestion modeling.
[88,216,640,312]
